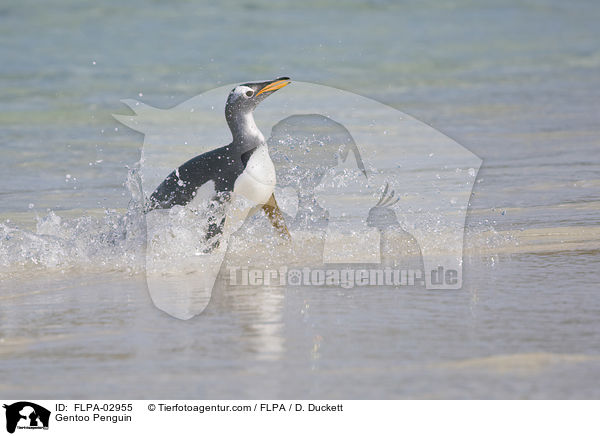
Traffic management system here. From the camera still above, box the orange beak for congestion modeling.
[255,78,291,97]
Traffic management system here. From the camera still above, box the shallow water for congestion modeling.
[1,0,600,398]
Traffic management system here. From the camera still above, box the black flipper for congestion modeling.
[147,144,245,211]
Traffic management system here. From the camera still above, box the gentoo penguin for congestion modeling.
[148,77,292,245]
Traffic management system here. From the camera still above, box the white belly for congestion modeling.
[233,145,276,205]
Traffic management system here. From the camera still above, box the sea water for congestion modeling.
[1,0,599,398]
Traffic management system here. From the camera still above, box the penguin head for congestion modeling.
[226,77,291,116]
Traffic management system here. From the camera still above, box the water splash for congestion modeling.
[0,166,147,279]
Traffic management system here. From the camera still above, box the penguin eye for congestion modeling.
[245,90,254,97]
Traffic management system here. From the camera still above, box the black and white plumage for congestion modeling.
[147,77,292,242]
